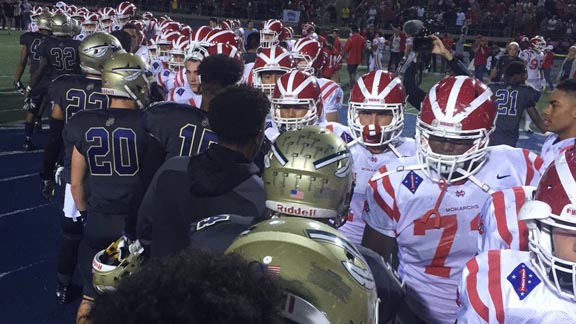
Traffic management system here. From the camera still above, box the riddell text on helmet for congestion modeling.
[277,204,317,217]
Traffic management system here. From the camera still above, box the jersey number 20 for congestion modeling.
[86,127,139,176]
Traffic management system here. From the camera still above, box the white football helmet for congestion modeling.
[519,148,576,301]
[416,76,497,183]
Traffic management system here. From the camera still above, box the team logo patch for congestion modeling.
[402,171,423,194]
[507,262,541,300]
[163,70,171,77]
[176,88,185,96]
[340,131,353,143]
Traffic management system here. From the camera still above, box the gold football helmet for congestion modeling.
[37,11,53,31]
[50,12,74,37]
[92,238,144,293]
[226,217,379,324]
[264,126,354,227]
[102,53,153,108]
[80,33,126,75]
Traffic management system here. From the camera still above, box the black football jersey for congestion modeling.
[54,74,110,184]
[489,82,540,146]
[64,108,150,215]
[188,214,259,254]
[144,102,218,159]
[37,36,81,78]
[20,31,47,74]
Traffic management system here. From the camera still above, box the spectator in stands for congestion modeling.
[209,17,218,29]
[243,20,257,45]
[344,24,364,88]
[341,6,349,25]
[388,25,405,72]
[473,35,490,81]
[20,0,30,30]
[489,41,523,82]
[543,45,555,91]
[439,33,454,73]
[558,45,576,82]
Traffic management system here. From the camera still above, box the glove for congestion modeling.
[23,93,36,112]
[541,82,547,91]
[41,179,55,201]
[55,165,64,186]
[14,80,25,95]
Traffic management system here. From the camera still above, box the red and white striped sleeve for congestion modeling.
[362,165,400,238]
[478,186,533,253]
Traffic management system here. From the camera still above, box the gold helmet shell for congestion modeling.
[37,11,53,31]
[92,238,144,293]
[226,217,379,324]
[79,32,126,75]
[50,12,74,36]
[102,53,152,109]
[264,126,354,226]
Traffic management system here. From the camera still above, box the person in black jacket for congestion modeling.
[136,84,270,259]
[403,35,471,110]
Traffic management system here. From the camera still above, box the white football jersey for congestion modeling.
[540,133,575,170]
[165,82,202,108]
[339,138,416,245]
[373,36,385,55]
[317,78,343,115]
[244,62,254,85]
[478,186,535,253]
[363,146,543,323]
[519,49,544,82]
[458,250,576,323]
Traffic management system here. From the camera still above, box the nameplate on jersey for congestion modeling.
[402,170,423,194]
[506,262,541,300]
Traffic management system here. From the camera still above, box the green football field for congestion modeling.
[0,31,551,125]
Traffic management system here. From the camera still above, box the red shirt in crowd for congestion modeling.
[344,32,365,65]
[474,44,490,66]
[543,51,555,69]
[441,36,454,53]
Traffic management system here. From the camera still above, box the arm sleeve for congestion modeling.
[362,170,398,238]
[404,60,426,110]
[456,254,491,324]
[448,56,472,77]
[41,118,65,181]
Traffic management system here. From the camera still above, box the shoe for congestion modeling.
[525,129,533,134]
[23,140,33,151]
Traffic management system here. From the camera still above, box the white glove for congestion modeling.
[541,81,547,91]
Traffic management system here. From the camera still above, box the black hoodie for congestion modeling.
[137,144,267,258]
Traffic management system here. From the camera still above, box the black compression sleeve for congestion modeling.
[404,61,426,110]
[448,56,471,77]
[41,118,65,181]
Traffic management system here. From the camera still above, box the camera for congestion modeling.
[403,19,434,54]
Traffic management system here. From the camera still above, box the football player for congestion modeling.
[266,70,350,143]
[40,32,124,303]
[339,70,416,245]
[259,19,283,49]
[292,37,343,122]
[540,79,576,168]
[361,76,544,324]
[249,45,293,98]
[519,35,546,132]
[66,53,161,323]
[369,30,385,72]
[226,217,380,324]
[188,126,406,322]
[26,12,81,145]
[137,84,270,258]
[489,61,545,147]
[14,11,52,150]
[458,147,576,323]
